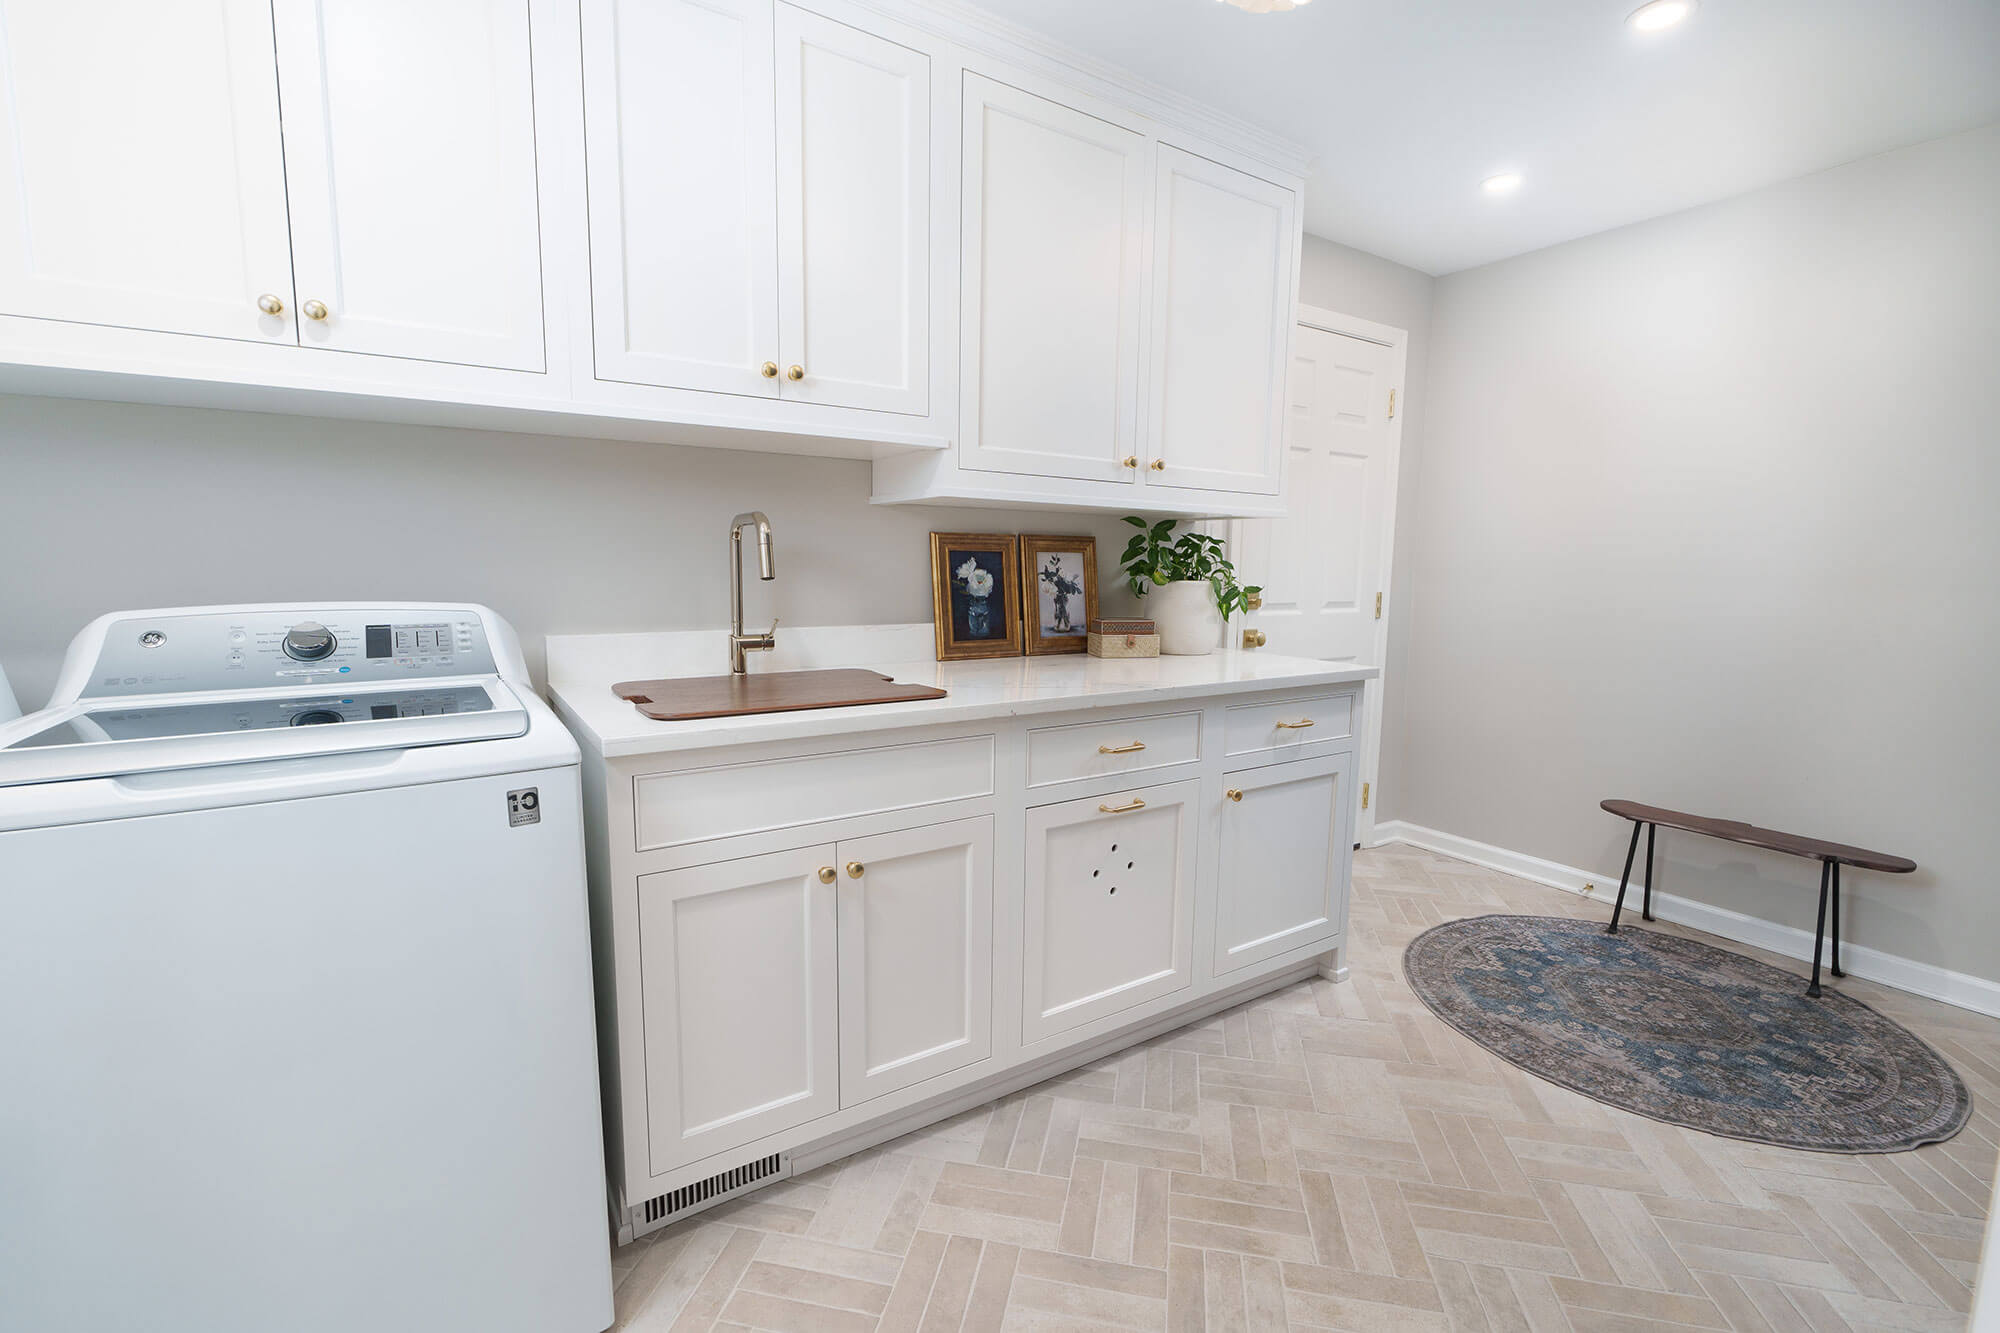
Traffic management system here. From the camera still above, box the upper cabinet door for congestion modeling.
[959,74,1150,485]
[1142,146,1296,495]
[0,0,295,342]
[774,5,929,415]
[583,0,779,397]
[272,0,546,371]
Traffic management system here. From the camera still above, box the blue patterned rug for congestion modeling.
[1403,915,1970,1153]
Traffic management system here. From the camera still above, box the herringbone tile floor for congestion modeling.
[609,845,1999,1331]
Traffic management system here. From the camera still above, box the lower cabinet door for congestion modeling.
[637,845,839,1173]
[1022,779,1198,1043]
[1213,754,1351,977]
[836,817,994,1106]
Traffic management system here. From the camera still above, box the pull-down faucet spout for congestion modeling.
[729,512,778,674]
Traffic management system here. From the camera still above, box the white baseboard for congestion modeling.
[1371,820,2000,1020]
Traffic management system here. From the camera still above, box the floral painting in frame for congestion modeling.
[1019,534,1099,656]
[929,532,1022,660]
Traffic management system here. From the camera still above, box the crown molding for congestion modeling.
[845,0,1314,179]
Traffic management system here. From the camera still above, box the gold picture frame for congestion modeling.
[929,532,1023,660]
[1018,534,1099,656]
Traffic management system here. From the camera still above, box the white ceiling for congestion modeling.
[963,0,2000,275]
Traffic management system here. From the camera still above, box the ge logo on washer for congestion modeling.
[506,787,540,827]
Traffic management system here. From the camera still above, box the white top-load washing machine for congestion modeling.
[0,604,612,1333]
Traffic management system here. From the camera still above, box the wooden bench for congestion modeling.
[1600,799,1916,998]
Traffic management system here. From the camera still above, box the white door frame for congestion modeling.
[1283,302,1406,846]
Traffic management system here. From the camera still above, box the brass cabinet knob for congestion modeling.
[761,361,779,378]
[256,293,284,316]
[1149,459,1166,471]
[845,861,865,878]
[302,299,329,322]
[786,365,805,381]
[1242,629,1267,649]
[1225,789,1244,802]
[817,866,836,884]
[1121,456,1138,469]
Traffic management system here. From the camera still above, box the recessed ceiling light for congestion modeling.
[1627,0,1694,32]
[1481,172,1523,196]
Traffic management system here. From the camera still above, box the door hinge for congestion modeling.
[1374,592,1382,619]
[1387,388,1396,419]
[1362,782,1370,810]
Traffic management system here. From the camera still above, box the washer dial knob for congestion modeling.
[282,621,337,661]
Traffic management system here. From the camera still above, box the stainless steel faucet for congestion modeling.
[728,511,778,674]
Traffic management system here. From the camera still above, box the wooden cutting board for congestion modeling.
[613,669,948,721]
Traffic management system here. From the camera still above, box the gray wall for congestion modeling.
[0,396,1140,710]
[1401,122,2000,982]
[1297,235,1436,824]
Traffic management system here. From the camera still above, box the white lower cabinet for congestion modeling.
[1213,754,1352,977]
[577,684,1365,1240]
[837,817,994,1105]
[1022,779,1199,1043]
[637,845,840,1172]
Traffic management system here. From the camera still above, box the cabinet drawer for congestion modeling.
[1223,691,1355,760]
[633,735,995,851]
[1025,710,1200,789]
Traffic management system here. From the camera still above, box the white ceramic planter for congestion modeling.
[1148,580,1222,655]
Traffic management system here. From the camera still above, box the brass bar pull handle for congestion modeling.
[1098,741,1146,755]
[817,866,836,884]
[1225,789,1243,802]
[845,861,865,878]
[1098,798,1147,814]
[1275,719,1315,730]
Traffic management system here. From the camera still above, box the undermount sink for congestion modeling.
[612,668,946,721]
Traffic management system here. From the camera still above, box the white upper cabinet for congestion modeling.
[272,0,547,371]
[0,0,295,342]
[775,4,930,415]
[958,74,1151,485]
[1142,146,1296,495]
[583,0,780,398]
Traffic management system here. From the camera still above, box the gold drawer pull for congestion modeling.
[846,861,865,878]
[1098,741,1147,755]
[1275,718,1315,730]
[761,361,780,378]
[1098,797,1147,815]
[817,866,836,884]
[1225,789,1243,802]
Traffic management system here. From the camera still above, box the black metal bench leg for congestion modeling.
[1809,859,1830,998]
[1830,861,1845,978]
[1607,821,1642,934]
[1641,823,1656,922]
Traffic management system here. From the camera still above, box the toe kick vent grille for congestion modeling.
[637,1153,786,1233]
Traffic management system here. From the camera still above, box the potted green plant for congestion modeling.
[1118,518,1261,656]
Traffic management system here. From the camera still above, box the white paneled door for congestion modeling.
[637,845,839,1173]
[1212,755,1350,977]
[0,0,295,342]
[1022,779,1197,1043]
[775,4,929,414]
[584,0,780,396]
[272,0,546,371]
[1142,146,1296,495]
[1230,315,1404,838]
[836,817,993,1106]
[959,73,1151,484]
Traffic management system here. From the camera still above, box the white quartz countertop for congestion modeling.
[545,625,1376,757]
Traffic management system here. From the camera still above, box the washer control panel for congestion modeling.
[82,608,499,698]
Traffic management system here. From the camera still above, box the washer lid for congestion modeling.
[0,679,528,788]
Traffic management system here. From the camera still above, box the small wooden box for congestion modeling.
[1087,619,1160,659]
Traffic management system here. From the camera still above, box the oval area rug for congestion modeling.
[1403,915,1970,1152]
